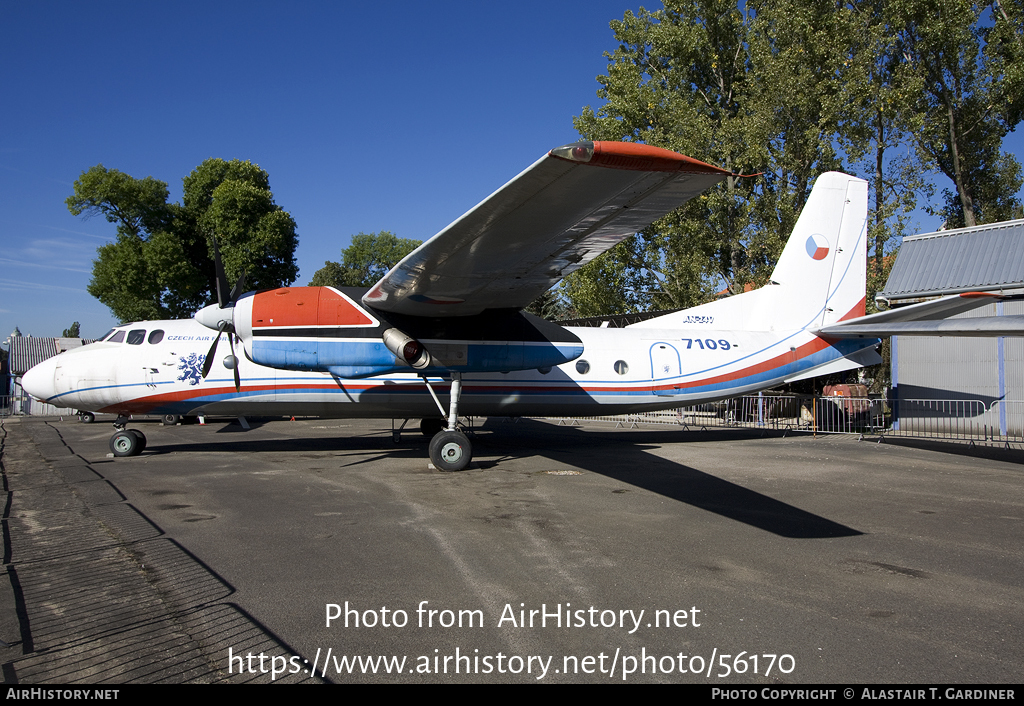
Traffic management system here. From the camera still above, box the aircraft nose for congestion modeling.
[21,357,58,402]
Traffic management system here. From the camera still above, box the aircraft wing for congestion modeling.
[363,141,729,317]
[817,292,1024,337]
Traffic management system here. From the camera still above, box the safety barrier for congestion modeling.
[547,394,1024,447]
[548,394,871,435]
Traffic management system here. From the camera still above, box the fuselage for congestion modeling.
[22,317,876,419]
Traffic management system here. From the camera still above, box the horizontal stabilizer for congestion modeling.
[817,292,1021,337]
[818,316,1024,338]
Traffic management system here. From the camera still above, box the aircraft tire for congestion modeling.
[110,430,141,457]
[161,414,180,426]
[79,412,95,424]
[129,429,147,453]
[420,418,446,438]
[429,430,471,472]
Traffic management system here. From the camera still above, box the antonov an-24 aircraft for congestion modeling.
[23,141,1022,470]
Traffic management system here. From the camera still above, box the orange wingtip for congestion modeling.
[959,292,1000,298]
[550,141,728,174]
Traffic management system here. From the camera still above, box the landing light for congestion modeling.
[549,142,594,163]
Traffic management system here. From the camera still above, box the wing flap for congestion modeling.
[363,141,728,317]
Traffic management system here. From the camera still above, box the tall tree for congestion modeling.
[567,0,859,315]
[571,2,757,312]
[309,231,421,288]
[68,160,299,322]
[895,0,1023,227]
[567,0,1024,319]
[838,0,930,301]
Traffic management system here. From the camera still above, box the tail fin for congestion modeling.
[630,172,867,331]
[766,172,867,329]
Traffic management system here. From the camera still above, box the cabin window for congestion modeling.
[148,330,165,344]
[575,360,590,374]
[614,360,629,375]
[126,329,146,345]
[108,330,125,343]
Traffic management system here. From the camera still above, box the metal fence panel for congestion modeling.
[544,394,1024,447]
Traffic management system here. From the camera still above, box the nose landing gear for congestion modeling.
[108,416,146,457]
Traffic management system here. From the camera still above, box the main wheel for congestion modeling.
[429,430,472,472]
[79,411,95,423]
[161,414,179,426]
[109,430,141,457]
[420,418,446,438]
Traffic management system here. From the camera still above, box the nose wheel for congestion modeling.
[109,415,146,457]
[109,429,146,457]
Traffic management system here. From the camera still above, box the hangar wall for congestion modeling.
[893,300,1024,436]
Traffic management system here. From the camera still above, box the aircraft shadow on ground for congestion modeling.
[475,419,862,539]
[152,418,861,540]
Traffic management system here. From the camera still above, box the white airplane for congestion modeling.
[22,141,1018,470]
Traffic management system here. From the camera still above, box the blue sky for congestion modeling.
[2,1,1022,342]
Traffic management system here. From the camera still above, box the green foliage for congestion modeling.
[61,322,80,338]
[309,231,421,288]
[566,0,1023,319]
[523,288,572,321]
[68,159,299,323]
[567,0,855,315]
[560,241,642,318]
[65,166,172,238]
[892,0,1024,227]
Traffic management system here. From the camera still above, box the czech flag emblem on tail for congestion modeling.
[805,233,830,260]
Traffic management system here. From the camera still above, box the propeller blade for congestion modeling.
[212,238,231,309]
[228,333,241,392]
[201,322,227,379]
[229,271,246,304]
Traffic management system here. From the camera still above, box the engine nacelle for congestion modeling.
[230,286,583,378]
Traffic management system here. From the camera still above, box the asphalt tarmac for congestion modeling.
[1,415,1021,684]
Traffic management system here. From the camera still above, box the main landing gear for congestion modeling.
[421,373,472,472]
[108,416,146,457]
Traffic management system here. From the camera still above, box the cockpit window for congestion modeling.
[148,330,164,344]
[98,329,115,341]
[126,329,146,345]
[108,330,125,343]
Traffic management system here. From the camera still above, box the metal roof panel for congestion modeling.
[881,219,1024,300]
